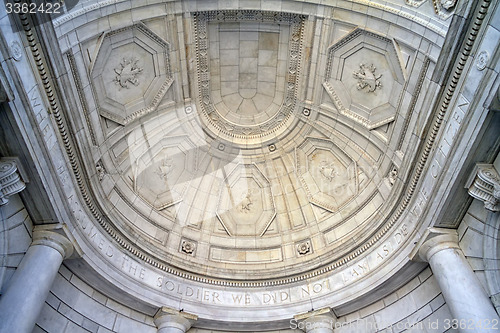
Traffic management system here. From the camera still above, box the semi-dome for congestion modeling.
[0,0,499,332]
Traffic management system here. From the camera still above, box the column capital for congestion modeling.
[410,227,459,262]
[32,224,75,259]
[0,157,26,206]
[294,307,337,332]
[465,163,500,212]
[154,307,197,332]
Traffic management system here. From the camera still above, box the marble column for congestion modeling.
[154,307,198,333]
[412,228,500,332]
[294,308,337,333]
[0,225,74,333]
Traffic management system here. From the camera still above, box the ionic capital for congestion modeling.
[0,157,26,206]
[466,163,500,212]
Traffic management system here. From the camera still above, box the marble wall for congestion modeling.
[33,264,456,332]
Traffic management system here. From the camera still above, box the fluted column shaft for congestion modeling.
[0,229,73,333]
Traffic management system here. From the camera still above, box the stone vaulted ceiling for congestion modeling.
[31,0,476,324]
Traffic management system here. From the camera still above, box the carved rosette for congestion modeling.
[180,239,197,255]
[0,159,26,205]
[466,164,500,212]
[388,165,398,186]
[296,240,312,256]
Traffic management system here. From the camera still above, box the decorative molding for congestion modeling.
[0,158,26,205]
[66,52,97,146]
[466,164,500,212]
[0,65,13,103]
[405,0,457,19]
[405,0,426,7]
[397,57,430,150]
[9,41,22,62]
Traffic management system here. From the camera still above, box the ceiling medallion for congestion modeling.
[353,63,382,93]
[114,57,143,89]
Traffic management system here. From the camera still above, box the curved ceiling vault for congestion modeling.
[42,0,463,327]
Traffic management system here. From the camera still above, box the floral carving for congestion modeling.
[155,158,173,181]
[297,240,311,255]
[181,240,196,255]
[96,161,105,181]
[114,57,143,89]
[353,63,382,93]
[240,192,253,213]
[388,166,398,186]
[319,161,340,182]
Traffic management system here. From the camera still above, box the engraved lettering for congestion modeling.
[212,292,221,304]
[232,293,243,304]
[165,280,175,291]
[106,246,114,257]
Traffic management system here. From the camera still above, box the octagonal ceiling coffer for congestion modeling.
[133,136,197,211]
[297,138,362,212]
[90,24,173,125]
[216,163,276,237]
[323,28,406,130]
